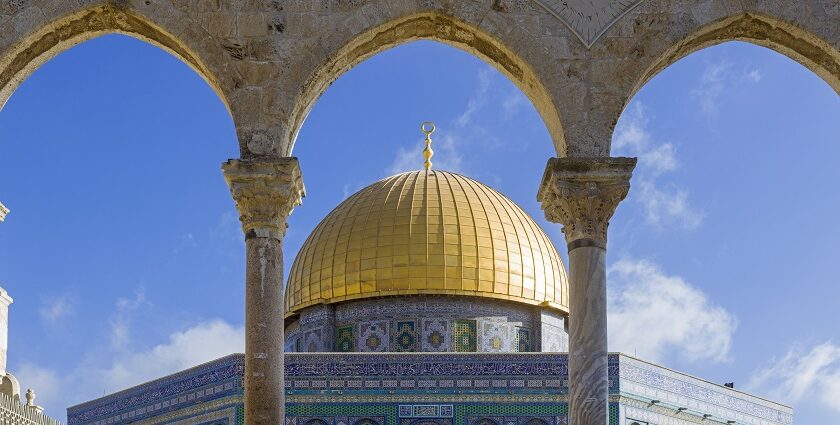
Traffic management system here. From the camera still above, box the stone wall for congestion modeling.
[0,1,837,160]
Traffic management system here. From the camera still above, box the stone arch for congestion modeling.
[0,3,232,120]
[286,11,566,157]
[630,12,840,107]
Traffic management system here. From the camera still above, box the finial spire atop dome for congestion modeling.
[421,121,435,171]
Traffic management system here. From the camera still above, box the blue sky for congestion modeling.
[0,34,839,423]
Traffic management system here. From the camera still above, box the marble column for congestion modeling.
[537,157,635,425]
[223,158,305,425]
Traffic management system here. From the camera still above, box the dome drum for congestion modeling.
[284,296,569,353]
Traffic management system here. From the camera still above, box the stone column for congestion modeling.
[537,157,635,425]
[223,158,305,425]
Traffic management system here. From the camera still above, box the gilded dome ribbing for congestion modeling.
[285,170,568,317]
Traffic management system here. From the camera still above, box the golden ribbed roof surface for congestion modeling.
[285,170,568,317]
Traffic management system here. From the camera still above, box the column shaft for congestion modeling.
[537,157,635,425]
[245,235,285,424]
[223,158,305,425]
[568,246,608,425]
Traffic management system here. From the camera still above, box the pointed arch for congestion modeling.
[286,12,566,156]
[629,12,840,101]
[0,4,231,115]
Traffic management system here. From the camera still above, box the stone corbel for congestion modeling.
[222,158,305,240]
[537,157,636,249]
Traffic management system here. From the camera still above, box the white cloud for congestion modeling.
[98,319,244,392]
[388,133,464,174]
[608,259,737,363]
[15,319,244,418]
[39,296,73,324]
[613,102,703,229]
[109,287,149,350]
[747,69,763,83]
[14,363,61,409]
[747,341,840,412]
[456,68,492,127]
[635,181,703,230]
[691,61,731,116]
[502,90,527,121]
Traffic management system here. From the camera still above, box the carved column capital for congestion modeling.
[222,158,305,240]
[537,157,636,249]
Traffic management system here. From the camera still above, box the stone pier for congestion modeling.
[223,158,304,425]
[537,157,635,425]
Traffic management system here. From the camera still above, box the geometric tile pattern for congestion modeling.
[392,321,417,352]
[336,326,354,352]
[358,321,388,352]
[454,320,477,352]
[421,318,450,352]
[303,328,324,352]
[481,322,512,352]
[515,327,531,353]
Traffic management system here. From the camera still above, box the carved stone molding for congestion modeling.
[222,158,305,240]
[537,157,636,248]
[532,0,646,49]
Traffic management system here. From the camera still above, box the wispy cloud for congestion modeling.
[388,133,464,174]
[691,61,731,116]
[747,341,840,412]
[456,69,492,127]
[690,60,764,116]
[613,102,703,229]
[39,296,74,324]
[173,233,196,253]
[608,259,737,363]
[15,319,244,418]
[109,287,149,350]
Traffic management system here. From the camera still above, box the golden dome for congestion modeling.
[285,170,568,317]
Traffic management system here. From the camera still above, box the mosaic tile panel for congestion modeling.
[358,321,389,352]
[421,318,451,352]
[515,328,531,352]
[393,320,418,352]
[481,322,512,352]
[459,403,569,425]
[335,297,535,327]
[454,320,477,352]
[336,326,354,352]
[303,328,324,352]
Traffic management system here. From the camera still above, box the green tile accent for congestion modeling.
[336,326,354,352]
[454,320,477,352]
